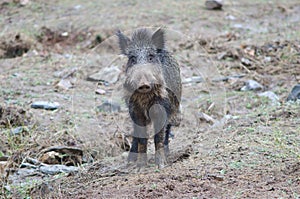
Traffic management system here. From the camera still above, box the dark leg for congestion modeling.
[137,137,148,167]
[154,129,167,168]
[164,124,171,157]
[128,123,148,167]
[150,104,168,168]
[128,104,149,166]
[128,137,138,162]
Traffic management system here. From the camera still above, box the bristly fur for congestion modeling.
[124,84,168,110]
[116,28,181,167]
[117,28,166,55]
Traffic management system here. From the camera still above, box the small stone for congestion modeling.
[225,15,236,20]
[121,152,129,159]
[233,24,244,29]
[217,52,228,60]
[241,57,251,66]
[97,101,121,113]
[95,89,106,95]
[258,91,280,105]
[55,78,74,90]
[20,0,30,6]
[287,84,300,102]
[205,0,223,10]
[39,164,79,175]
[264,56,272,62]
[182,76,203,84]
[31,101,60,110]
[241,80,264,91]
[74,5,82,10]
[198,112,215,124]
[61,32,68,37]
[10,126,28,136]
[87,65,121,84]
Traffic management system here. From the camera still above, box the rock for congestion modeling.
[286,84,300,101]
[39,164,79,175]
[87,65,121,84]
[182,76,203,84]
[31,101,60,110]
[55,78,74,90]
[205,0,223,10]
[198,112,215,124]
[264,56,272,62]
[233,24,244,29]
[287,84,300,101]
[241,80,264,91]
[217,52,228,60]
[74,4,82,10]
[241,57,252,66]
[95,89,106,95]
[258,91,280,105]
[61,32,68,37]
[20,0,30,6]
[97,101,121,113]
[225,15,236,21]
[10,126,28,135]
[121,152,129,159]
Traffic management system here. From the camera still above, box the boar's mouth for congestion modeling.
[124,81,163,94]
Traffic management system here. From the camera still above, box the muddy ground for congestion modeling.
[0,0,300,198]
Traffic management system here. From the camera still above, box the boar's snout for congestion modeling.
[137,84,152,93]
[125,64,164,94]
[137,75,152,93]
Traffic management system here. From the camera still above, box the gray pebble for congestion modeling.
[205,0,223,10]
[10,126,28,136]
[241,80,264,91]
[287,84,300,101]
[39,164,79,175]
[258,91,280,105]
[31,101,60,110]
[97,101,121,113]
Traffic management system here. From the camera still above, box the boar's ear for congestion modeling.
[116,30,130,55]
[152,28,165,50]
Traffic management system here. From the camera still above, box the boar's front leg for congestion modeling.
[128,106,149,167]
[150,102,170,168]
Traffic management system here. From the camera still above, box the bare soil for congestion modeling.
[0,0,300,198]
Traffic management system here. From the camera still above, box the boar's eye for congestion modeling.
[128,56,137,65]
[148,54,155,62]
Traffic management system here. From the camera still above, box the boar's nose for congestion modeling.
[137,84,151,93]
[136,73,153,93]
